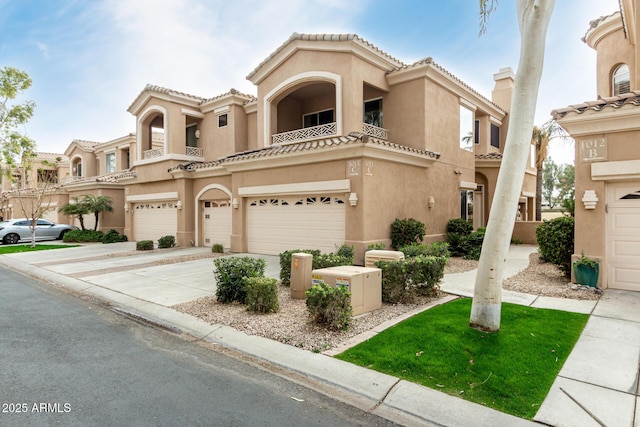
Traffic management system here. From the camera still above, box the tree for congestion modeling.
[542,158,559,209]
[470,0,556,332]
[81,195,114,231]
[557,164,575,217]
[58,196,90,230]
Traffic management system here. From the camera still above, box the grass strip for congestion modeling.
[0,244,79,254]
[336,298,588,419]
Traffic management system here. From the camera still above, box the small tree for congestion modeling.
[58,196,90,230]
[81,195,114,231]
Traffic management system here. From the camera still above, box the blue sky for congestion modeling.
[1,0,620,164]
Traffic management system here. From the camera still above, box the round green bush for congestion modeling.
[536,216,574,277]
[390,218,426,250]
[447,218,473,236]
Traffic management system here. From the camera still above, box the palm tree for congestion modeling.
[81,195,114,231]
[58,196,90,230]
[531,120,569,220]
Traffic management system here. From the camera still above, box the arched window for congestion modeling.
[613,64,630,96]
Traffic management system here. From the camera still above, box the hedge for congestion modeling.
[536,216,574,277]
[214,256,266,304]
[375,255,446,304]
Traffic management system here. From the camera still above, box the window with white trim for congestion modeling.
[218,113,228,128]
[364,99,383,127]
[613,64,630,95]
[105,152,116,174]
[459,106,474,152]
[460,190,473,222]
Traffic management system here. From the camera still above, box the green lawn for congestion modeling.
[0,244,78,254]
[336,298,588,419]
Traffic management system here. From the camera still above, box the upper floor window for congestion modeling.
[364,99,383,128]
[218,114,228,128]
[613,64,630,96]
[459,106,474,152]
[490,124,500,148]
[474,120,480,144]
[105,152,116,174]
[303,109,334,128]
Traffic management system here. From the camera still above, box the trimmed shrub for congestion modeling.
[375,255,446,304]
[306,282,352,331]
[399,242,450,259]
[101,229,128,244]
[445,232,467,257]
[334,244,354,260]
[390,218,426,250]
[244,277,279,314]
[158,235,176,249]
[279,249,321,285]
[136,240,154,250]
[214,256,266,304]
[63,229,104,243]
[462,228,486,260]
[367,243,386,251]
[536,216,575,277]
[313,253,353,270]
[212,243,224,253]
[447,218,473,236]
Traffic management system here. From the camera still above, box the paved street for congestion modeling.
[0,266,397,427]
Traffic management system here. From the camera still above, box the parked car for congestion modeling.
[0,218,78,244]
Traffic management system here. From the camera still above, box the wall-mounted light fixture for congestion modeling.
[176,201,183,210]
[232,198,239,209]
[195,130,200,139]
[428,196,435,209]
[582,190,598,210]
[349,192,358,207]
[124,204,129,212]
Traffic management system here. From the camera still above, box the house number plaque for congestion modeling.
[579,137,607,162]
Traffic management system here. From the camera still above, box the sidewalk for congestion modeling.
[1,242,638,427]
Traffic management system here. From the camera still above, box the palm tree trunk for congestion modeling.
[536,165,543,221]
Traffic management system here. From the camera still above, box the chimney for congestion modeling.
[492,67,515,113]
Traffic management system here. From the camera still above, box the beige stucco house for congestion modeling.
[552,0,640,292]
[3,33,538,263]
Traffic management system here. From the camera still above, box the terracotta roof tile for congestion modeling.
[202,88,256,104]
[552,90,640,119]
[392,57,506,114]
[247,33,405,80]
[169,132,440,173]
[582,11,621,43]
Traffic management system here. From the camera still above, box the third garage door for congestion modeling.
[247,195,346,255]
[607,183,640,291]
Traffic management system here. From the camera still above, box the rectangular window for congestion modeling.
[186,125,198,147]
[364,99,383,127]
[460,190,473,222]
[303,109,334,128]
[105,153,116,174]
[459,106,474,152]
[218,114,228,127]
[474,120,480,144]
[490,124,500,148]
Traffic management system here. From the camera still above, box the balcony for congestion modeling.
[272,122,337,145]
[143,148,163,159]
[363,123,388,140]
[186,146,203,157]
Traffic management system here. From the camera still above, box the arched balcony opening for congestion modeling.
[138,108,167,160]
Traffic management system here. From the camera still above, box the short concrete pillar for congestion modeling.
[290,253,313,299]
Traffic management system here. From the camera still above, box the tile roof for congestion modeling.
[72,139,102,150]
[392,57,506,114]
[95,170,137,182]
[551,90,640,119]
[475,152,503,160]
[582,11,621,43]
[169,132,440,172]
[247,33,405,80]
[202,88,256,104]
[35,152,69,163]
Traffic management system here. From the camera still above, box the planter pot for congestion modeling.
[574,263,599,288]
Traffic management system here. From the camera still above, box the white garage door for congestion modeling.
[607,183,640,291]
[203,200,231,249]
[133,202,178,243]
[247,195,346,255]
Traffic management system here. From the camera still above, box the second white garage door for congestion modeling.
[133,202,178,243]
[607,183,640,291]
[247,195,346,255]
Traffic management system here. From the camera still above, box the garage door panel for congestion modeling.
[247,195,345,255]
[607,182,640,291]
[134,203,178,243]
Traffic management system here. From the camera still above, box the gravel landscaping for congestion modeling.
[172,251,600,352]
